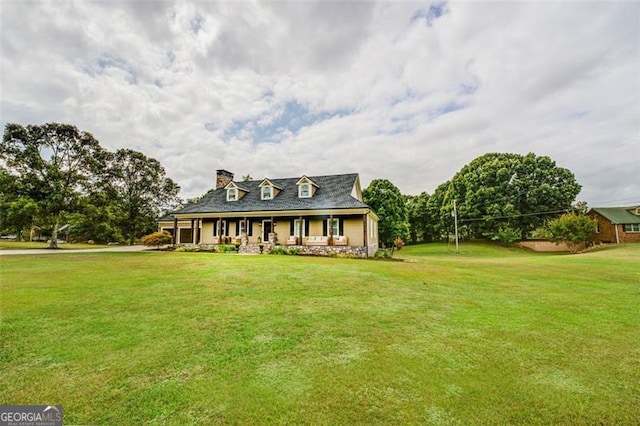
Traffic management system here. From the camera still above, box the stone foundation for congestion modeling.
[295,245,368,257]
[177,243,371,257]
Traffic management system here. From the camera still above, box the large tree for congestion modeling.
[66,192,122,244]
[107,149,180,245]
[363,179,409,247]
[1,123,107,248]
[444,152,581,239]
[406,192,438,243]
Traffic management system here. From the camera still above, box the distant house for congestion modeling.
[158,170,379,257]
[588,206,640,244]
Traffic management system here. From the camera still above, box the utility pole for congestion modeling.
[453,199,459,254]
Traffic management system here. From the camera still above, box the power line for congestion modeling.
[459,208,571,224]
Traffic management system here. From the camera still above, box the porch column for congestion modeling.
[299,215,303,245]
[242,217,248,245]
[173,218,178,246]
[363,214,368,249]
[190,219,195,244]
[195,218,201,244]
[329,214,333,246]
[217,218,221,244]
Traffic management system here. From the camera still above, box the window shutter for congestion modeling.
[305,220,309,236]
[236,220,240,236]
[339,219,344,236]
[290,220,295,235]
[323,219,328,236]
[213,220,217,236]
[248,220,253,236]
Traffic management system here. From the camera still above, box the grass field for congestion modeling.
[1,243,638,424]
[0,241,111,250]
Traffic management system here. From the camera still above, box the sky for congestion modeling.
[1,1,638,207]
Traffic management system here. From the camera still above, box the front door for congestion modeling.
[263,220,272,242]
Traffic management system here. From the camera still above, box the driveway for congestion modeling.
[0,245,154,256]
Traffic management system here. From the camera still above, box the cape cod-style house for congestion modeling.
[158,170,379,257]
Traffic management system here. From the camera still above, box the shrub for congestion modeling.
[141,231,172,249]
[269,246,289,255]
[490,225,520,246]
[374,249,392,259]
[545,213,597,254]
[218,244,237,253]
[288,247,300,256]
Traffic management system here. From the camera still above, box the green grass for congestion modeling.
[1,243,638,424]
[0,241,111,250]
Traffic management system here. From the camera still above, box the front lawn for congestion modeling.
[0,241,111,250]
[1,243,638,424]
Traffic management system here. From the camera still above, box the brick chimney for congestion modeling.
[216,169,234,189]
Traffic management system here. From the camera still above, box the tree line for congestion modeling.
[363,152,586,248]
[1,123,180,248]
[2,123,590,250]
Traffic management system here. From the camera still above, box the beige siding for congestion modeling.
[201,222,215,244]
[343,217,364,246]
[308,219,324,237]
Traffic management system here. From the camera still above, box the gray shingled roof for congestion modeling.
[591,207,640,224]
[174,173,369,214]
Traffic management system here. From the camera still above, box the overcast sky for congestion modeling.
[1,1,638,206]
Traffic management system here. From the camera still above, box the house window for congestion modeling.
[294,219,306,237]
[261,186,272,200]
[213,220,227,236]
[227,188,237,201]
[328,218,340,236]
[299,183,311,198]
[623,223,640,233]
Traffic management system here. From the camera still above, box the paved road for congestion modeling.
[0,245,154,256]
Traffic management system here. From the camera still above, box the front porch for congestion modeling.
[161,213,379,257]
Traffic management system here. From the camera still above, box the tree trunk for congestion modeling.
[129,223,136,246]
[49,216,59,249]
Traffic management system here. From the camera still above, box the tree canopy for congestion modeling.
[1,123,107,247]
[107,149,180,245]
[1,123,180,245]
[406,192,437,243]
[443,152,581,239]
[363,179,409,247]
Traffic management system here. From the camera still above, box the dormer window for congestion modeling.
[299,183,311,198]
[224,181,249,201]
[296,175,318,199]
[261,186,272,200]
[259,178,281,200]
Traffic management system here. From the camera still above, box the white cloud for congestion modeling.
[1,0,638,207]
